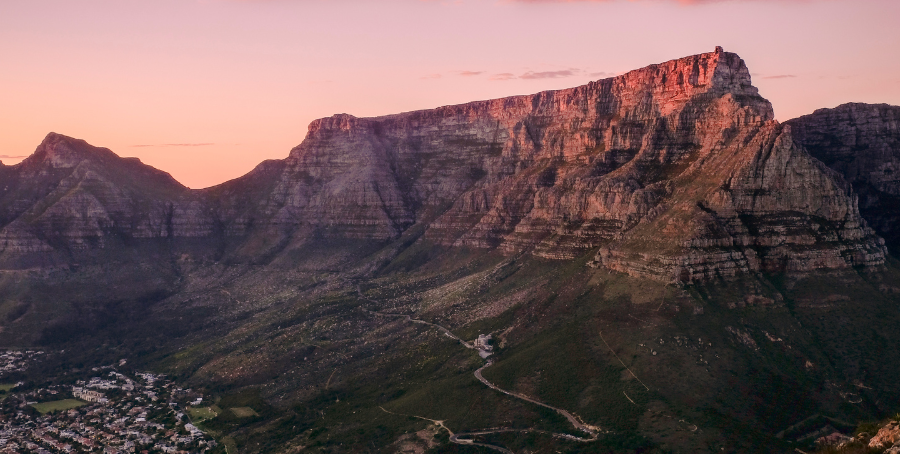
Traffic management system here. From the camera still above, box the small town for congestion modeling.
[0,353,218,454]
[0,352,44,377]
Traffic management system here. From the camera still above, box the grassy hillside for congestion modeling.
[4,233,900,453]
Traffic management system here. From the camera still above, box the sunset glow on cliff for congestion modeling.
[2,0,898,188]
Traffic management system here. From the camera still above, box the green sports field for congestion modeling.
[30,399,86,414]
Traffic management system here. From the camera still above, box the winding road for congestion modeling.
[473,363,600,440]
[358,285,601,452]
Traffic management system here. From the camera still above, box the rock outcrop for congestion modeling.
[869,421,900,449]
[786,103,900,252]
[0,48,889,282]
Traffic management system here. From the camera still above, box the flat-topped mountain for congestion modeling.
[3,48,900,454]
[0,48,889,283]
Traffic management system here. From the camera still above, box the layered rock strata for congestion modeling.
[223,47,883,281]
[0,48,888,282]
[786,103,900,251]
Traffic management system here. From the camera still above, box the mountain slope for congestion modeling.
[199,47,885,282]
[0,49,899,453]
[0,132,214,266]
[786,103,900,253]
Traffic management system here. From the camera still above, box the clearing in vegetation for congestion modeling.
[188,406,218,422]
[30,399,86,414]
[229,407,259,418]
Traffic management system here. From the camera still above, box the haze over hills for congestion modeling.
[1,48,900,453]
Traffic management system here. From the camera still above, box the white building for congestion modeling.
[474,334,493,350]
[73,387,106,403]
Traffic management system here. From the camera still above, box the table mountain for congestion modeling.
[0,47,886,283]
[2,48,900,454]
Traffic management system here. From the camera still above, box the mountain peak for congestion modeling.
[611,47,759,99]
[31,132,118,169]
[2,49,881,283]
[307,113,366,134]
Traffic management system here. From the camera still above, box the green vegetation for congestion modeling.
[188,406,218,423]
[222,436,238,454]
[0,383,13,399]
[5,224,900,453]
[30,399,86,414]
[229,407,258,418]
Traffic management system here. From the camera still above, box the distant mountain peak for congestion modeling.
[29,132,119,169]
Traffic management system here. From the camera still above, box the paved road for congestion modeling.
[379,406,515,454]
[367,309,476,350]
[473,364,599,441]
[450,430,517,453]
[360,285,602,451]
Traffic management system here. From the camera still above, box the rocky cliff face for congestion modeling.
[0,48,889,282]
[786,103,900,252]
[215,47,883,282]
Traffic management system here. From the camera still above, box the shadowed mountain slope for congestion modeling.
[786,103,900,253]
[0,133,215,266]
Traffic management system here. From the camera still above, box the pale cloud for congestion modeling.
[520,69,577,79]
[490,73,517,81]
[457,70,485,76]
[489,68,614,81]
[762,74,798,79]
[0,154,27,159]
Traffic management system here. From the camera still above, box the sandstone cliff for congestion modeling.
[786,103,900,252]
[212,47,884,282]
[0,48,888,282]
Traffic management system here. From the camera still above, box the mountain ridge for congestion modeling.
[0,48,891,284]
[2,49,900,453]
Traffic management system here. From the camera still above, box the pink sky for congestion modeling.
[2,0,898,188]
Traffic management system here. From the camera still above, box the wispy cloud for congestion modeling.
[489,73,517,81]
[0,154,27,159]
[132,143,215,148]
[520,69,577,79]
[448,67,614,82]
[761,74,797,79]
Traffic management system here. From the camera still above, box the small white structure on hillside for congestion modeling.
[474,334,493,350]
[474,334,494,358]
